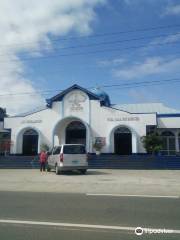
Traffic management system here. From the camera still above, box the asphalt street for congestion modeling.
[0,191,179,239]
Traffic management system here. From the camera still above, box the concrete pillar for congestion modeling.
[54,135,59,146]
[86,126,90,153]
[10,132,16,154]
[38,135,41,154]
[132,131,137,153]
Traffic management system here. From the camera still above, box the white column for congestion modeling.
[132,131,137,153]
[54,135,59,146]
[37,132,41,154]
[10,132,16,154]
[86,126,91,153]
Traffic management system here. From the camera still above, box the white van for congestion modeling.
[47,144,88,175]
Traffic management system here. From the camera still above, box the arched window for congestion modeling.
[115,127,131,134]
[114,127,132,155]
[161,131,175,155]
[161,131,174,137]
[23,129,38,136]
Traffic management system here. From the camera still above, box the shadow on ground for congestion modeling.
[49,170,110,176]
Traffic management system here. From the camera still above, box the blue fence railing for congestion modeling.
[0,154,180,169]
[88,154,180,169]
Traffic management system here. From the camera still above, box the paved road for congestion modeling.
[0,191,179,239]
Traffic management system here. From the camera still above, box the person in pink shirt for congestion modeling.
[39,150,47,172]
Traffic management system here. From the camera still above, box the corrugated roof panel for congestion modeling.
[112,103,180,114]
[12,106,47,117]
[8,102,180,117]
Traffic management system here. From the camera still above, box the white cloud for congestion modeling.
[141,32,180,53]
[151,32,180,45]
[164,4,180,15]
[0,0,105,114]
[163,33,180,43]
[98,57,126,67]
[114,56,180,79]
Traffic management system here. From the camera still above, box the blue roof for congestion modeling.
[46,84,111,107]
[46,84,100,107]
[91,88,111,107]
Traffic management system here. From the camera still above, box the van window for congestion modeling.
[48,148,53,155]
[53,146,61,155]
[63,145,86,154]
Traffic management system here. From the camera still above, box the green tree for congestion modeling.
[40,143,49,152]
[141,133,163,154]
[93,139,104,154]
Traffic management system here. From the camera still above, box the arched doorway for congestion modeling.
[22,129,38,155]
[65,121,86,145]
[114,127,132,155]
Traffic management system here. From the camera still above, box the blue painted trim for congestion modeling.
[46,84,100,107]
[157,113,180,118]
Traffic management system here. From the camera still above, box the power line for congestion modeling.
[0,40,179,79]
[110,80,180,90]
[0,77,180,98]
[102,78,180,90]
[2,31,180,59]
[0,39,179,64]
[99,77,180,88]
[1,23,180,49]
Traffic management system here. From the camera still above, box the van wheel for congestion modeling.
[80,169,87,175]
[55,165,60,175]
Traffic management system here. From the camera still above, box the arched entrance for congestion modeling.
[52,117,91,151]
[65,121,86,145]
[114,127,132,155]
[22,129,38,155]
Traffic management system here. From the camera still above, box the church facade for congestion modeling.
[3,84,180,155]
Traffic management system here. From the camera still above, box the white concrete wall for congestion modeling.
[90,101,156,153]
[63,90,90,123]
[4,107,62,154]
[6,88,180,155]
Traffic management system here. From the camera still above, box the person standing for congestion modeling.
[39,150,47,172]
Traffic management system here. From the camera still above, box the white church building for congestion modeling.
[4,84,180,155]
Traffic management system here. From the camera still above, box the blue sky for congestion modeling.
[0,0,180,113]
